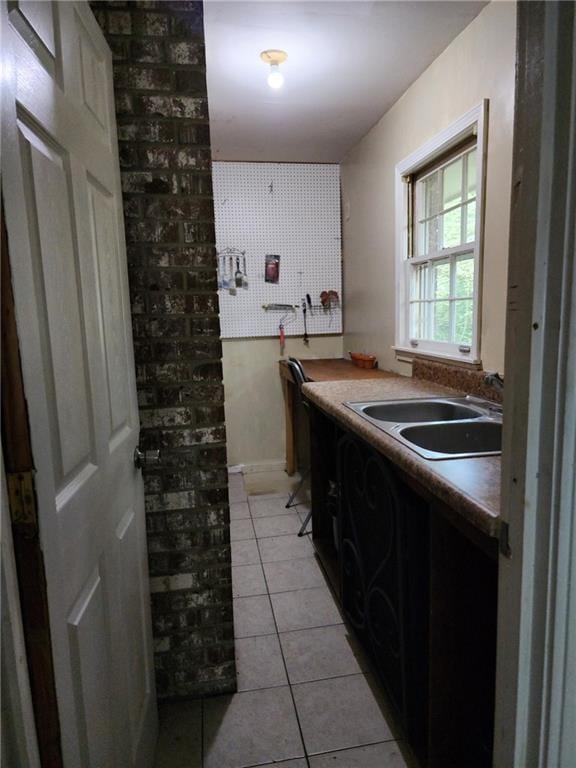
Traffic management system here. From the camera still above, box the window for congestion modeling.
[395,103,487,363]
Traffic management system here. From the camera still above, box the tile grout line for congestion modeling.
[226,478,407,768]
[249,479,403,763]
[234,584,335,599]
[254,522,311,768]
[230,668,381,695]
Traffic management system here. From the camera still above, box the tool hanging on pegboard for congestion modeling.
[213,162,342,338]
[277,311,295,355]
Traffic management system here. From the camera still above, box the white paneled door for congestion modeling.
[1,2,158,766]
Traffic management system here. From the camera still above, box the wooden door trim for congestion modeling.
[1,196,64,768]
[495,2,576,765]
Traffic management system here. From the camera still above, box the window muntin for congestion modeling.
[414,146,477,259]
[407,143,478,350]
[408,254,475,347]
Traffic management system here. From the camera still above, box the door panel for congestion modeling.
[19,121,95,483]
[67,568,115,768]
[1,2,158,766]
[75,8,109,131]
[116,508,150,753]
[12,1,56,56]
[7,0,59,76]
[88,181,132,440]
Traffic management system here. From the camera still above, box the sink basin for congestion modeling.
[361,400,482,423]
[344,396,502,460]
[400,421,502,457]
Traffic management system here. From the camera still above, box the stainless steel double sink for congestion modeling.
[345,397,502,460]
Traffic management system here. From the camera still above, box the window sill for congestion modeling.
[393,346,482,369]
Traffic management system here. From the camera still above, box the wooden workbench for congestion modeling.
[279,358,392,475]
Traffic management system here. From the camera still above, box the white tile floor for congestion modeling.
[153,473,414,768]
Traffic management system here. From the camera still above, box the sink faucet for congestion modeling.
[484,372,504,393]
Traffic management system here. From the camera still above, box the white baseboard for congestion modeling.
[228,459,287,475]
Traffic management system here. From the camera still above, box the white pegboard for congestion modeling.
[213,162,342,339]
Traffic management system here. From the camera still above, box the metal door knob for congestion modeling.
[134,447,161,469]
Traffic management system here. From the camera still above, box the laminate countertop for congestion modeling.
[302,374,501,538]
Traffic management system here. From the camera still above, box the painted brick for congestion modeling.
[132,11,171,36]
[167,40,204,66]
[134,94,207,119]
[122,172,176,194]
[189,317,221,336]
[195,405,225,426]
[107,9,132,34]
[125,220,179,243]
[141,269,186,291]
[93,0,234,700]
[146,491,199,513]
[118,121,176,143]
[139,147,173,169]
[148,293,186,314]
[119,144,139,168]
[182,222,216,244]
[170,10,204,37]
[186,269,217,291]
[147,244,216,268]
[143,474,163,493]
[162,468,228,492]
[177,147,211,169]
[132,316,187,337]
[169,623,233,651]
[153,339,222,362]
[131,293,147,314]
[137,387,156,407]
[175,70,207,95]
[143,198,214,221]
[113,65,173,91]
[130,39,165,63]
[138,146,212,170]
[191,361,223,381]
[158,425,226,450]
[140,362,194,384]
[140,407,193,428]
[155,381,224,406]
[114,92,133,114]
[123,197,141,217]
[185,293,219,314]
[178,124,211,145]
[108,37,130,61]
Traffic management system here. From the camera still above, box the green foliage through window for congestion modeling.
[408,141,478,351]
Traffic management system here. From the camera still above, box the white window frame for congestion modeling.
[394,101,488,364]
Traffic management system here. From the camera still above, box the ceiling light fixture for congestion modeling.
[260,49,288,90]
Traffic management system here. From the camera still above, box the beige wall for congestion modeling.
[222,336,343,469]
[223,2,515,468]
[341,1,516,376]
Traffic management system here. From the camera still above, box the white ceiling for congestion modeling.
[204,1,488,163]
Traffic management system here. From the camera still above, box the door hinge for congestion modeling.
[499,520,511,558]
[7,471,37,528]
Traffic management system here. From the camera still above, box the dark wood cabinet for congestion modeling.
[309,404,498,768]
[338,432,429,760]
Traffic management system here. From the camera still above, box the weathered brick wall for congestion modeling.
[91,0,235,698]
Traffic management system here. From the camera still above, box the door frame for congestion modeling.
[494,2,576,766]
[1,455,41,768]
[1,196,63,766]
